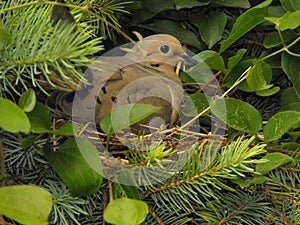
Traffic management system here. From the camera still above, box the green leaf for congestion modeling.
[27,103,77,135]
[281,52,300,99]
[211,0,250,8]
[0,185,53,225]
[44,138,103,196]
[0,98,30,133]
[263,31,296,48]
[287,131,300,141]
[263,111,300,142]
[141,0,174,13]
[246,61,273,91]
[194,50,225,72]
[113,171,141,200]
[256,152,293,174]
[273,142,300,151]
[219,0,272,53]
[19,89,36,112]
[222,59,254,91]
[280,0,300,11]
[174,0,210,10]
[281,87,300,111]
[104,198,149,225]
[227,49,247,73]
[54,122,79,136]
[232,175,267,188]
[27,102,51,133]
[140,20,201,49]
[256,86,280,97]
[182,93,210,117]
[113,182,140,200]
[115,170,139,195]
[100,103,160,137]
[211,98,262,134]
[279,10,300,31]
[264,16,281,27]
[190,12,227,49]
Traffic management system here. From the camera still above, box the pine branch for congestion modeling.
[0,2,103,94]
[143,136,266,212]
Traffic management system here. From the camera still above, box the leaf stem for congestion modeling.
[259,32,300,61]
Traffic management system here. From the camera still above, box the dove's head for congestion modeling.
[133,34,196,66]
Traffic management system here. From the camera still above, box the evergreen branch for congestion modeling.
[0,3,103,93]
[143,136,266,212]
[195,191,273,224]
[147,207,193,225]
[44,179,89,225]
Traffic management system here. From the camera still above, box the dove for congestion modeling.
[47,34,196,133]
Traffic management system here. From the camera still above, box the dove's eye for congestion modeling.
[159,44,171,54]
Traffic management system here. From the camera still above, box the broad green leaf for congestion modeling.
[279,10,300,31]
[141,0,174,13]
[113,171,140,199]
[246,61,273,91]
[44,138,103,196]
[268,5,286,18]
[233,175,267,188]
[113,182,140,200]
[211,0,250,8]
[19,89,36,112]
[74,138,103,175]
[219,0,272,53]
[0,98,30,133]
[183,61,216,85]
[174,0,210,10]
[53,122,79,136]
[281,87,300,111]
[287,131,300,141]
[263,31,296,48]
[190,12,227,49]
[280,0,300,11]
[194,50,225,72]
[27,103,77,135]
[140,20,201,49]
[227,49,247,73]
[264,16,281,27]
[282,52,300,98]
[104,198,148,225]
[27,102,51,133]
[263,111,300,142]
[211,98,262,134]
[256,152,293,174]
[100,104,160,137]
[273,142,300,151]
[116,170,139,191]
[222,59,254,92]
[182,93,210,117]
[0,185,53,225]
[256,86,280,96]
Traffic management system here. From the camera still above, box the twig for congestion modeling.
[107,179,113,202]
[177,66,251,132]
[0,137,5,187]
[196,70,222,93]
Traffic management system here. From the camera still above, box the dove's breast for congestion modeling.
[90,60,183,132]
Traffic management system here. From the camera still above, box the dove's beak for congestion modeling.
[180,54,198,65]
